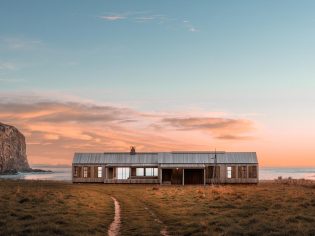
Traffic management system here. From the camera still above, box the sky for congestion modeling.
[0,0,315,167]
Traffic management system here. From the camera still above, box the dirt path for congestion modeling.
[107,190,169,236]
[108,197,121,236]
[143,205,169,236]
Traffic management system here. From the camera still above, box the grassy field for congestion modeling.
[1,179,315,235]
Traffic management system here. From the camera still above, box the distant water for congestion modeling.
[0,166,314,181]
[259,167,315,180]
[0,165,72,181]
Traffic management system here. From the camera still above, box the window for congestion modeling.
[83,167,88,178]
[117,167,130,179]
[145,168,158,176]
[248,166,257,178]
[238,166,247,178]
[98,166,102,178]
[227,166,232,178]
[74,166,78,177]
[136,168,144,176]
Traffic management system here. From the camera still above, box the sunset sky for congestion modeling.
[1,1,315,167]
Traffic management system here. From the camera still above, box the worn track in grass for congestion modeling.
[108,197,121,236]
[110,187,168,236]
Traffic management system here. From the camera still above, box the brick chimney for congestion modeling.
[130,146,136,155]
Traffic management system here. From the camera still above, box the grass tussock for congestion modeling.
[0,179,315,235]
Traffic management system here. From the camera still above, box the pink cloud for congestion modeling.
[0,96,256,164]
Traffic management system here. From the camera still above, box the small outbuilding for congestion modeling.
[72,149,258,185]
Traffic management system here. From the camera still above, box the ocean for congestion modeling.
[0,166,314,181]
[0,166,72,181]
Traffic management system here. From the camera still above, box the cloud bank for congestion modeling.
[0,96,255,164]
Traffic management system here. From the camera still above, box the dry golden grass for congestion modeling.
[0,180,114,235]
[1,179,315,235]
[138,181,315,235]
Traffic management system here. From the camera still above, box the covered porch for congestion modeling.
[160,164,206,185]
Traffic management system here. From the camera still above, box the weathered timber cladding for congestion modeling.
[72,152,259,184]
[207,166,220,179]
[131,167,136,176]
[248,165,258,178]
[238,166,247,178]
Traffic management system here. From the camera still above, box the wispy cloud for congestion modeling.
[99,15,126,21]
[0,95,255,164]
[216,135,253,140]
[135,16,155,21]
[99,12,199,32]
[0,62,22,83]
[162,117,253,140]
[0,62,16,70]
[183,20,199,32]
[0,37,42,50]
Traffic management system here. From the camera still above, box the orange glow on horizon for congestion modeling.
[1,99,314,167]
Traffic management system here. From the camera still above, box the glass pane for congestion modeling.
[227,166,232,178]
[146,168,153,176]
[136,168,144,176]
[117,168,122,179]
[117,167,130,179]
[125,168,130,179]
[98,166,102,177]
[83,167,88,178]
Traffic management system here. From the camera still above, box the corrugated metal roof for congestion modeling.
[73,152,258,164]
[160,164,206,168]
[106,163,158,167]
[158,152,257,164]
[73,152,159,164]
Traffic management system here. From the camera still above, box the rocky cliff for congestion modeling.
[0,122,30,173]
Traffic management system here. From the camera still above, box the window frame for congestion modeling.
[145,167,158,176]
[238,166,247,178]
[227,166,232,179]
[117,167,130,180]
[98,166,102,178]
[136,168,144,176]
[248,166,257,178]
[83,166,88,178]
[74,166,78,177]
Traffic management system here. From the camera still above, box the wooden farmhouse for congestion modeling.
[72,148,258,185]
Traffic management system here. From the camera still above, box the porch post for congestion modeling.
[159,167,162,185]
[182,168,185,186]
[204,167,206,186]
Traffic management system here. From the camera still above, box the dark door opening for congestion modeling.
[108,168,113,179]
[171,169,183,185]
[162,169,172,183]
[162,169,183,184]
[184,169,204,185]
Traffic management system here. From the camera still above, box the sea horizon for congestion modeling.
[1,165,314,182]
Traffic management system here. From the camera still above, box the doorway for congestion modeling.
[184,169,204,185]
[162,169,183,184]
